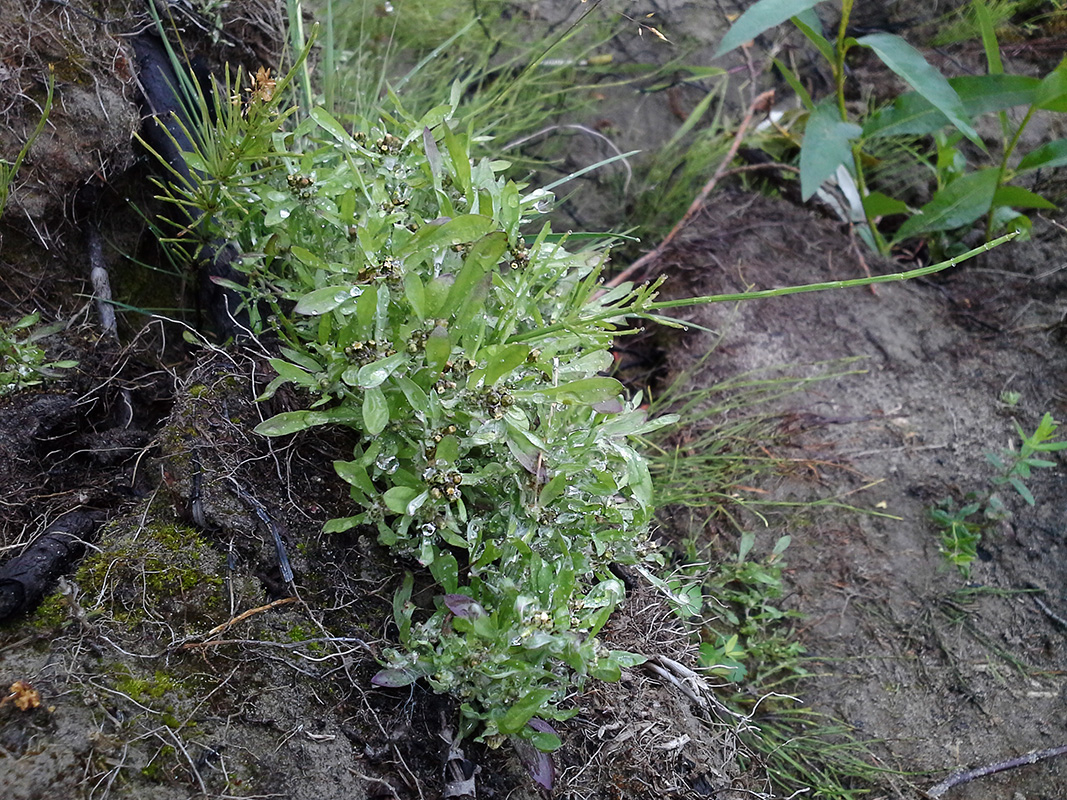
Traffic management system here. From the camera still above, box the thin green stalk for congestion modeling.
[323,0,335,111]
[834,0,853,124]
[287,0,315,110]
[650,230,1016,308]
[851,141,891,255]
[507,231,1018,343]
[833,0,890,255]
[985,103,1036,240]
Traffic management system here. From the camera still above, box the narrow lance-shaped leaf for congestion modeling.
[1017,138,1067,173]
[423,126,442,177]
[893,168,1000,241]
[254,405,362,436]
[862,191,909,218]
[992,185,1055,210]
[513,376,624,405]
[857,33,982,148]
[714,0,823,58]
[252,411,312,437]
[773,58,814,111]
[864,75,1040,138]
[310,106,359,148]
[441,232,508,320]
[974,0,1004,75]
[791,7,834,65]
[1035,59,1067,111]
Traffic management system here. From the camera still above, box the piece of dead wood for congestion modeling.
[441,714,479,799]
[926,744,1067,798]
[0,510,101,621]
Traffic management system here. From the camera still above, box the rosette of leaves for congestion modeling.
[168,73,673,750]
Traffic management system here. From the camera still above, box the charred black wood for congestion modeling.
[130,31,248,340]
[0,511,102,621]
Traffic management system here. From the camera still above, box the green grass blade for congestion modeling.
[974,0,1004,75]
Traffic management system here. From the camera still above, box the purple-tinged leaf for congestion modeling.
[443,594,486,620]
[527,718,553,734]
[513,450,551,482]
[423,127,442,177]
[593,398,625,414]
[512,732,556,794]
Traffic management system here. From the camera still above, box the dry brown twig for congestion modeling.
[925,744,1067,798]
[178,596,298,648]
[604,88,776,291]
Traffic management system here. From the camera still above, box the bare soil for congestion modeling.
[653,193,1067,799]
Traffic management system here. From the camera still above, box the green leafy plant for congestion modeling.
[697,532,804,686]
[718,0,1067,254]
[0,312,78,396]
[931,412,1066,575]
[146,4,1021,763]
[158,58,677,751]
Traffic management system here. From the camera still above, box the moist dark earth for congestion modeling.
[1,1,1066,799]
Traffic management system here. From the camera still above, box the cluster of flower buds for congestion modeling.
[286,172,315,200]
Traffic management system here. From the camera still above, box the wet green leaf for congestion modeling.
[498,690,555,734]
[357,352,407,389]
[399,214,496,257]
[424,325,451,376]
[442,232,508,320]
[383,485,422,515]
[362,385,389,434]
[482,343,529,386]
[516,376,624,405]
[295,285,356,315]
[333,460,377,495]
[254,411,314,436]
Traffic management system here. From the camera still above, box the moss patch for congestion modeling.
[74,509,225,633]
